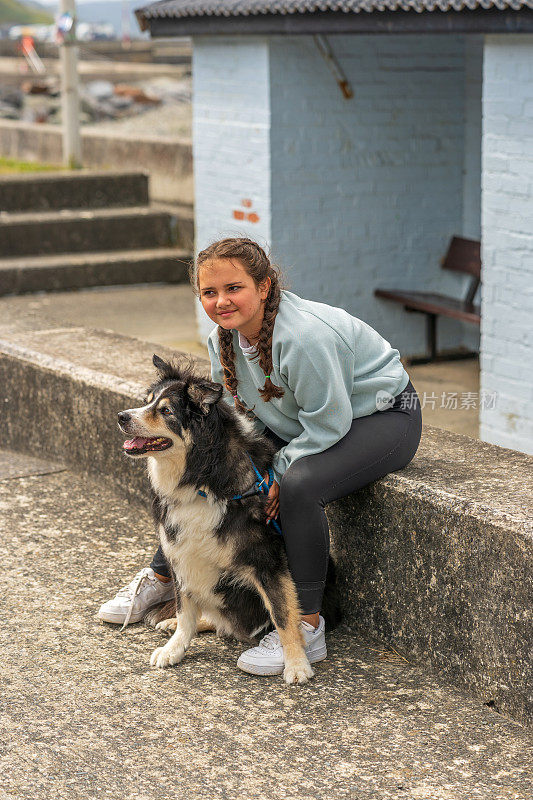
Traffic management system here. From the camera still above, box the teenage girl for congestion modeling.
[98,237,422,676]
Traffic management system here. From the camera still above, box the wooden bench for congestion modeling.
[374,236,481,365]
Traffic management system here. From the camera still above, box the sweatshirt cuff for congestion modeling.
[271,462,284,485]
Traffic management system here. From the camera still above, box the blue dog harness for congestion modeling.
[197,453,283,536]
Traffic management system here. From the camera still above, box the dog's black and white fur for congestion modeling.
[117,353,340,684]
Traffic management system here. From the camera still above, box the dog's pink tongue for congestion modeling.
[123,437,150,450]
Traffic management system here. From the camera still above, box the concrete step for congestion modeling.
[0,248,192,295]
[0,206,176,257]
[0,169,149,212]
[151,199,194,252]
[0,304,531,730]
[2,447,531,799]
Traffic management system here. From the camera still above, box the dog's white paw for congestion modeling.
[150,644,186,668]
[283,659,315,685]
[155,618,178,633]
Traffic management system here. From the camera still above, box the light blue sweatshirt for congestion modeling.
[207,289,410,485]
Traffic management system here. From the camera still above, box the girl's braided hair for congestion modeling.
[188,237,290,419]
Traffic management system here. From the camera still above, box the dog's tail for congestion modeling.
[143,599,176,628]
[320,556,343,631]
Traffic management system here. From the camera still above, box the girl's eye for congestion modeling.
[204,286,239,296]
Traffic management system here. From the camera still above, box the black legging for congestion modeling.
[151,379,422,615]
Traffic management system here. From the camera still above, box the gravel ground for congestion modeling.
[82,75,192,138]
[83,99,191,139]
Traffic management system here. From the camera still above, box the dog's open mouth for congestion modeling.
[123,436,173,455]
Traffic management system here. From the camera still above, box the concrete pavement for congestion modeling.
[1,446,531,800]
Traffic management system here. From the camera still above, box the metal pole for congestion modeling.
[313,35,353,100]
[58,0,82,168]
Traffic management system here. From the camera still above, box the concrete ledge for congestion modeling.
[0,311,531,728]
[0,309,202,500]
[0,119,193,206]
[327,437,532,729]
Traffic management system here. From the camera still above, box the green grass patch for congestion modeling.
[0,157,65,174]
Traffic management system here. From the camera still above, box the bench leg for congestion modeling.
[404,310,478,365]
[427,313,437,361]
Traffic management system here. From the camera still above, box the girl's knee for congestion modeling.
[280,457,319,499]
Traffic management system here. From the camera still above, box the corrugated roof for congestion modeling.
[136,0,531,22]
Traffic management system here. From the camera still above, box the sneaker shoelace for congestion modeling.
[258,622,318,651]
[258,629,282,651]
[119,567,159,632]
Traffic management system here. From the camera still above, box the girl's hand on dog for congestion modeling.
[263,474,280,523]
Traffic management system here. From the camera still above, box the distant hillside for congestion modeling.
[0,0,53,24]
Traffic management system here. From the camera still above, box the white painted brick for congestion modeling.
[192,36,272,339]
[480,423,533,456]
[481,34,533,455]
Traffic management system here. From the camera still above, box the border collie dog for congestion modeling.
[117,354,340,684]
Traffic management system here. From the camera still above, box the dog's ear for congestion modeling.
[153,354,173,377]
[187,381,223,415]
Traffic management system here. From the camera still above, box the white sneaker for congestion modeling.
[97,567,174,630]
[237,616,327,676]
